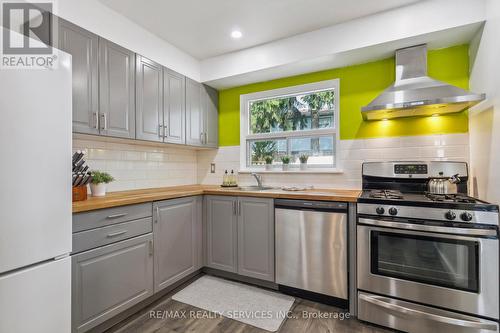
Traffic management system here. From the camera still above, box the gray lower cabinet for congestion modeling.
[237,197,275,281]
[205,196,273,280]
[163,68,186,144]
[72,233,154,333]
[136,55,163,142]
[205,196,238,273]
[153,196,202,293]
[58,19,99,135]
[98,38,135,139]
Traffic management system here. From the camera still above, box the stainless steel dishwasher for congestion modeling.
[275,199,348,303]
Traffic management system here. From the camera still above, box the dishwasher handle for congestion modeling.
[275,199,348,212]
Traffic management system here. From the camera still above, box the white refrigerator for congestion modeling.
[0,38,73,332]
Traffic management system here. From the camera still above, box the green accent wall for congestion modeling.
[218,44,470,146]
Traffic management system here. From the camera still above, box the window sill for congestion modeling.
[238,168,344,174]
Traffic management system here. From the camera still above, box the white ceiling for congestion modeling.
[98,0,421,60]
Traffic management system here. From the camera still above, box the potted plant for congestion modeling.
[89,170,114,197]
[281,156,291,171]
[299,154,309,171]
[264,156,274,171]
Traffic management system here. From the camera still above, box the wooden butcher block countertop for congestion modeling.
[73,185,361,213]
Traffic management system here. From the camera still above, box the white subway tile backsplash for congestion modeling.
[196,133,469,189]
[73,138,197,191]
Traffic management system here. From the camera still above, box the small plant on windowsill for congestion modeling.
[299,154,309,171]
[89,171,114,197]
[264,156,274,171]
[281,156,291,171]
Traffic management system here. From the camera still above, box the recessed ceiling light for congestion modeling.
[231,30,242,39]
[432,113,440,117]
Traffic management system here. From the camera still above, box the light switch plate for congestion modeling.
[210,163,216,173]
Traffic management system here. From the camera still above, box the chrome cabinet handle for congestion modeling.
[148,239,153,256]
[158,124,164,138]
[163,123,168,138]
[200,132,204,144]
[359,293,498,331]
[93,111,99,129]
[100,113,107,130]
[232,201,236,215]
[238,201,241,216]
[106,230,127,238]
[204,132,208,144]
[106,213,127,219]
[155,206,159,223]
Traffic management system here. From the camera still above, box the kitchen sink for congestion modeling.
[236,186,275,191]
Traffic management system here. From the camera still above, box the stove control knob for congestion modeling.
[460,212,473,222]
[445,211,457,220]
[376,207,385,215]
[388,207,398,216]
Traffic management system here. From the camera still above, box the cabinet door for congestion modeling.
[153,197,199,292]
[72,234,153,333]
[98,38,135,139]
[205,195,238,273]
[203,85,219,148]
[136,55,163,142]
[185,78,203,146]
[163,68,186,144]
[58,19,99,135]
[238,197,275,281]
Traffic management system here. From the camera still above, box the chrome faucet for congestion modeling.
[251,173,263,189]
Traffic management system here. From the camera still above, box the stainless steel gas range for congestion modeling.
[356,161,499,333]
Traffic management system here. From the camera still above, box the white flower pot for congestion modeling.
[282,164,289,171]
[90,183,107,197]
[300,163,308,171]
[265,164,273,171]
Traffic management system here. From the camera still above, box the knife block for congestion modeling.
[72,185,88,202]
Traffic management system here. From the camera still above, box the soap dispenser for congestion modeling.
[222,170,229,186]
[230,170,238,186]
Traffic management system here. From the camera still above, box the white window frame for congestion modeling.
[239,79,342,173]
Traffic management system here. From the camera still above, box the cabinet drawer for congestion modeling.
[73,203,152,232]
[72,234,153,333]
[72,217,152,254]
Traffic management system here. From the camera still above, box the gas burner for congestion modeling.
[369,190,403,200]
[425,193,478,204]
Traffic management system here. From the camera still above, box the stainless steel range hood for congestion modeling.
[361,44,485,120]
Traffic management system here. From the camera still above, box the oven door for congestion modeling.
[357,218,499,320]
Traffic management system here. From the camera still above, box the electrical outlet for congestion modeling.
[210,163,216,173]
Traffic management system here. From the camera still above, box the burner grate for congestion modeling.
[425,193,477,203]
[369,190,404,200]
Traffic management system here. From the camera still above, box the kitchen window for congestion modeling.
[239,79,340,172]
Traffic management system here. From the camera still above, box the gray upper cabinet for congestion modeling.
[237,197,275,281]
[186,78,203,146]
[58,19,99,135]
[203,85,219,148]
[186,79,219,147]
[205,195,238,273]
[136,55,163,142]
[98,38,136,139]
[72,234,154,333]
[153,197,201,293]
[163,68,186,144]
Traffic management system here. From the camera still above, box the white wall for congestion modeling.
[57,0,200,81]
[469,0,500,204]
[198,134,470,189]
[201,0,486,87]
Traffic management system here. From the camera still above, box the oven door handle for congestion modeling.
[359,293,498,331]
[358,218,498,237]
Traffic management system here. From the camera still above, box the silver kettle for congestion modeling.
[428,173,461,194]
